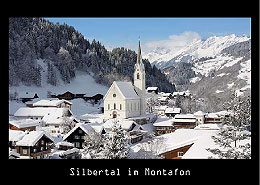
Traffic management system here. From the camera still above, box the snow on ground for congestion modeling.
[216,90,224,93]
[227,82,235,89]
[9,70,109,117]
[189,76,201,83]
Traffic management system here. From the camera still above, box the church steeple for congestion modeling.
[134,39,146,115]
[137,39,141,64]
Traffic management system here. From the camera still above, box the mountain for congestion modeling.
[143,34,250,69]
[146,35,251,112]
[9,18,175,93]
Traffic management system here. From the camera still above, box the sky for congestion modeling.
[45,17,251,53]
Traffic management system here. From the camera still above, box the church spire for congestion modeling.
[137,38,141,64]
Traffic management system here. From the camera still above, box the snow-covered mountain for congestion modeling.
[143,34,250,69]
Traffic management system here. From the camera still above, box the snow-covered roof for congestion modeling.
[165,108,181,114]
[16,131,54,146]
[63,123,94,141]
[173,119,196,123]
[194,124,223,130]
[114,81,140,99]
[147,87,158,91]
[174,114,196,119]
[194,111,205,116]
[33,99,72,107]
[103,119,136,131]
[87,122,104,134]
[42,114,65,125]
[56,141,74,148]
[206,113,219,118]
[9,129,26,142]
[153,119,174,127]
[181,130,220,159]
[9,119,41,128]
[14,107,68,118]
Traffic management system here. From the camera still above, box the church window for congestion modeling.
[113,93,116,97]
[114,103,116,110]
[108,104,110,110]
[120,104,122,110]
[137,73,140,79]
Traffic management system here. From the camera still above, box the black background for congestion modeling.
[5,1,259,184]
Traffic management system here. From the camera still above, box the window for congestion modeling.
[137,73,140,79]
[41,140,44,145]
[177,152,184,157]
[41,147,44,151]
[23,149,27,154]
[113,94,116,97]
[81,136,85,139]
[78,130,83,134]
[55,125,59,128]
[114,103,116,110]
[75,142,80,148]
[108,104,110,110]
[120,104,122,110]
[33,148,37,153]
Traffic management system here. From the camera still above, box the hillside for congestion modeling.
[9,17,175,93]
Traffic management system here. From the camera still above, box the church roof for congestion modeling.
[114,81,140,100]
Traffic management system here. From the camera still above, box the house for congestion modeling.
[172,114,197,129]
[57,91,74,100]
[9,129,27,150]
[9,118,41,131]
[15,131,54,159]
[32,99,72,110]
[63,123,105,149]
[103,40,146,119]
[204,113,223,124]
[155,105,168,116]
[153,119,175,135]
[165,108,181,118]
[147,87,159,94]
[14,107,75,135]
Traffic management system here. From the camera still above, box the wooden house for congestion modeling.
[15,131,54,159]
[165,108,181,118]
[32,99,72,110]
[9,119,40,131]
[172,114,197,129]
[63,123,105,149]
[57,91,74,100]
[153,119,175,135]
[160,143,194,159]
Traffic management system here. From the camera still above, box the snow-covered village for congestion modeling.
[8,18,252,159]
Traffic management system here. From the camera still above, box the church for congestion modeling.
[103,40,146,119]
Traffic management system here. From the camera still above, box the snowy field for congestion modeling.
[9,69,109,117]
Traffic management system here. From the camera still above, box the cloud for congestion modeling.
[144,31,201,52]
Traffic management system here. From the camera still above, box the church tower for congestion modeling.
[134,39,146,115]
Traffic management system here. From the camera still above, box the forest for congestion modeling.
[9,18,175,93]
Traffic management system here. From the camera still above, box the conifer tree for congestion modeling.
[207,93,251,159]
